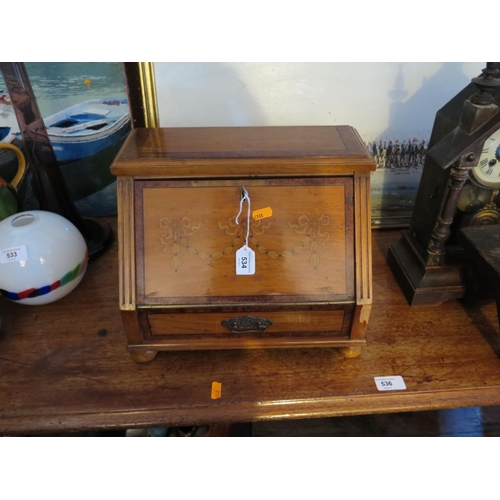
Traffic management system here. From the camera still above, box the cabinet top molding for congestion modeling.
[111,126,376,178]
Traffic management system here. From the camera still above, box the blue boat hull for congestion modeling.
[52,119,131,163]
[42,98,132,162]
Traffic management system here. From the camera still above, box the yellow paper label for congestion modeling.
[252,207,273,220]
[211,381,222,400]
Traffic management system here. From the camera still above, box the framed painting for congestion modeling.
[125,62,484,228]
[0,62,131,217]
[368,138,427,228]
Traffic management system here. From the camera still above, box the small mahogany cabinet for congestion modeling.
[110,126,375,362]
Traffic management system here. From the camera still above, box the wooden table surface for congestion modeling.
[1,218,500,435]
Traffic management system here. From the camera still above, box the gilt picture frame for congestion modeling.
[126,62,486,228]
[129,62,423,228]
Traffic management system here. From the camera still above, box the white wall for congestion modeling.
[154,62,484,142]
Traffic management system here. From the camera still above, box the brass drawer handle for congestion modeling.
[221,315,273,333]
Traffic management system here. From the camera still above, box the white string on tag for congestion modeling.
[235,186,251,247]
[235,187,255,275]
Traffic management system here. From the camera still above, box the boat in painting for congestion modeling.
[0,91,19,145]
[41,98,131,162]
[0,91,24,182]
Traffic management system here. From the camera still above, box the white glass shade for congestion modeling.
[0,210,88,305]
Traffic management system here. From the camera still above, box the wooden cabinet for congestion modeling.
[110,126,375,362]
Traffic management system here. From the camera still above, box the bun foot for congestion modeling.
[130,350,158,363]
[340,346,363,359]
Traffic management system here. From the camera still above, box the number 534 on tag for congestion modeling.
[236,245,255,275]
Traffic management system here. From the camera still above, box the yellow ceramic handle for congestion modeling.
[0,142,26,189]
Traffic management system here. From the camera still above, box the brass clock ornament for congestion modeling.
[388,63,500,305]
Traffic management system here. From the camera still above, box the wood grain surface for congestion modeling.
[137,178,353,304]
[110,126,376,178]
[1,219,500,434]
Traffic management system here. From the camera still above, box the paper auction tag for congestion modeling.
[211,381,222,400]
[236,245,255,275]
[0,245,27,264]
[374,376,406,391]
[252,207,273,221]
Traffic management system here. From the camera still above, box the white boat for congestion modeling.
[41,97,131,162]
[0,92,23,180]
[0,92,19,145]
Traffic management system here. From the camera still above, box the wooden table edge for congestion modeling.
[2,386,499,435]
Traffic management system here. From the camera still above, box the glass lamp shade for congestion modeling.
[0,210,88,305]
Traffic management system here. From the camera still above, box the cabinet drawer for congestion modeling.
[148,309,346,336]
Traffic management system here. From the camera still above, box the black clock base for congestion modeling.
[387,230,465,306]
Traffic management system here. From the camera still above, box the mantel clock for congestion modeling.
[388,63,500,305]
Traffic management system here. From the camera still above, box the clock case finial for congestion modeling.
[388,63,500,306]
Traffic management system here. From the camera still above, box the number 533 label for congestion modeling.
[374,376,406,391]
[0,245,28,264]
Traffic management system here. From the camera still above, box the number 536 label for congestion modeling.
[374,376,406,391]
[0,245,28,264]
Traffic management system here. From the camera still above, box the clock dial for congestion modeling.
[472,128,500,188]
